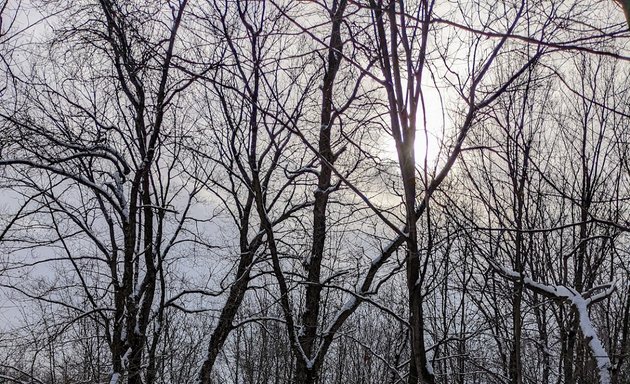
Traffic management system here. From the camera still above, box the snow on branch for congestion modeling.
[109,372,121,384]
[490,261,616,384]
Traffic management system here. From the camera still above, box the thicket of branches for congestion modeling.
[1,1,630,384]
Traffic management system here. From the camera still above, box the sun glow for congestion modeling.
[383,88,445,166]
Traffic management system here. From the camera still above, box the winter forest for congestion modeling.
[2,0,630,383]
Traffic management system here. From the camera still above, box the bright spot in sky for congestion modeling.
[383,87,445,166]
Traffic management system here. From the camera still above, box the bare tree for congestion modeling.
[0,1,217,383]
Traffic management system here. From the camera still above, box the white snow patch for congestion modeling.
[109,373,120,384]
